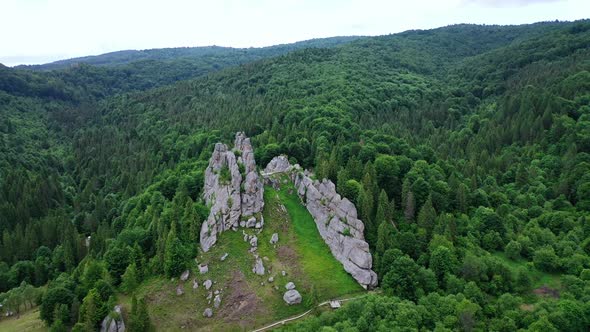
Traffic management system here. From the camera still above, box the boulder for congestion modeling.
[285,282,295,290]
[283,290,302,305]
[264,155,292,174]
[176,285,184,296]
[253,257,265,275]
[100,305,125,332]
[270,233,279,244]
[204,279,212,290]
[214,295,222,308]
[199,264,208,274]
[203,308,213,318]
[246,217,257,228]
[249,236,258,247]
[192,280,199,289]
[180,270,190,281]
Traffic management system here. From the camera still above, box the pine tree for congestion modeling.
[129,296,151,332]
[376,219,394,258]
[79,289,103,330]
[164,223,186,277]
[371,190,389,244]
[121,263,139,294]
[404,191,416,221]
[417,196,437,237]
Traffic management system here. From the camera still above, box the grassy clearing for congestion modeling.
[121,179,364,331]
[269,184,363,298]
[492,252,562,289]
[0,308,46,332]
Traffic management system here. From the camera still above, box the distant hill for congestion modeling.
[15,36,361,70]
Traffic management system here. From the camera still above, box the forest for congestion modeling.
[1,20,590,331]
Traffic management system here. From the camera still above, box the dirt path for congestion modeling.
[250,295,368,332]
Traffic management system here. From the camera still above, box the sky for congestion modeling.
[1,0,588,66]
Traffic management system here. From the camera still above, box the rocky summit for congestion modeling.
[264,156,378,289]
[200,132,264,252]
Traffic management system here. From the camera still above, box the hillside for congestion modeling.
[1,20,590,331]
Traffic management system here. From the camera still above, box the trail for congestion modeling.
[250,295,367,332]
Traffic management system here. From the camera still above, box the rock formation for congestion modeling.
[264,156,378,289]
[200,132,264,252]
[100,305,125,332]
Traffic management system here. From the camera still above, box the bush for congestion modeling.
[505,240,522,260]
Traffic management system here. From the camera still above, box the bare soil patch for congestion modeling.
[219,270,264,327]
[533,285,560,298]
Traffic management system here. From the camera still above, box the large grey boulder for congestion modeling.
[203,308,213,318]
[253,257,265,275]
[200,133,264,252]
[283,289,302,305]
[264,155,292,174]
[100,305,125,332]
[214,294,222,308]
[264,156,378,289]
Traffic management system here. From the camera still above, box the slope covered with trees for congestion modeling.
[1,20,589,331]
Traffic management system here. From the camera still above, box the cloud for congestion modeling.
[462,0,564,7]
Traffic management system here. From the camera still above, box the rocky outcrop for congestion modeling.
[200,132,264,252]
[264,156,378,289]
[100,305,125,332]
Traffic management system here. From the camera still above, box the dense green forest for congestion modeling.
[1,20,590,331]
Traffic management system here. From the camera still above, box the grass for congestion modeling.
[492,252,562,289]
[269,184,362,298]
[121,177,365,331]
[0,308,47,332]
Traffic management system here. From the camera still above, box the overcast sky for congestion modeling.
[1,0,588,66]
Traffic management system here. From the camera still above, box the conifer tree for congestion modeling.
[121,263,139,294]
[417,196,437,237]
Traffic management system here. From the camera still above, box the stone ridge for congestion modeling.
[200,132,264,252]
[264,156,378,289]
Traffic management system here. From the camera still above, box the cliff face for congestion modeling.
[264,156,378,289]
[200,133,264,252]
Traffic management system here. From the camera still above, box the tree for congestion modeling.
[129,296,152,332]
[382,255,421,301]
[533,247,560,272]
[430,246,456,283]
[371,190,389,246]
[164,223,187,277]
[417,195,437,236]
[104,246,130,285]
[49,319,67,332]
[404,191,416,221]
[121,263,139,294]
[79,288,105,330]
[505,240,522,260]
[40,287,74,325]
